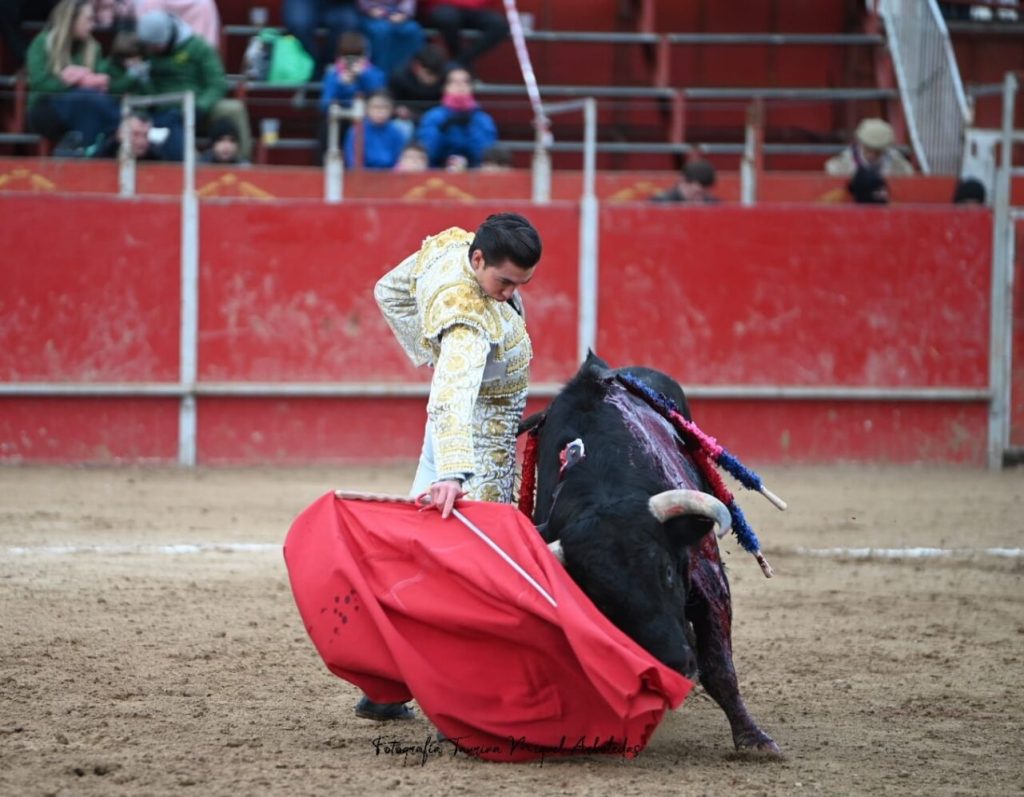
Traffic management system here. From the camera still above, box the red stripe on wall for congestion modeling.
[0,397,178,462]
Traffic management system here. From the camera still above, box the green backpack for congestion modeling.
[248,28,314,84]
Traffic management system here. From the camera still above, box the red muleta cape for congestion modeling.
[283,493,693,762]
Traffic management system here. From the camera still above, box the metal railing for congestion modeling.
[528,97,599,362]
[322,99,365,203]
[117,90,200,464]
[877,0,971,174]
[988,72,1019,467]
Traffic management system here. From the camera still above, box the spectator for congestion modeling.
[393,141,428,171]
[825,118,915,177]
[320,31,386,112]
[415,66,496,168]
[953,176,987,205]
[479,143,512,172]
[282,0,360,67]
[650,158,719,203]
[388,43,445,136]
[25,0,136,152]
[420,0,508,70]
[847,166,890,204]
[357,0,424,75]
[134,0,220,49]
[201,117,248,164]
[135,10,252,161]
[94,109,174,159]
[92,0,134,32]
[344,89,407,168]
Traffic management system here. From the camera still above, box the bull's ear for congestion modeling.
[663,516,716,549]
[534,521,552,541]
[582,350,612,375]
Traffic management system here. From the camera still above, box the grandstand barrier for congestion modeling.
[6,157,1017,203]
[1,192,1015,467]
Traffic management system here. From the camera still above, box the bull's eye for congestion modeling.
[663,563,675,590]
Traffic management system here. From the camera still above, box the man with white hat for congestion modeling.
[824,117,915,177]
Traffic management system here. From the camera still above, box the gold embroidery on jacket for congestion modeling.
[375,227,533,502]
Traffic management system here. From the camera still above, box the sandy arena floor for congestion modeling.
[1,463,1022,796]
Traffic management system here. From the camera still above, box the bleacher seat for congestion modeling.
[5,0,1016,172]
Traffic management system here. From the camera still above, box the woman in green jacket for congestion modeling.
[26,0,127,149]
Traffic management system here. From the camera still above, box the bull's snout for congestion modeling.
[664,646,699,680]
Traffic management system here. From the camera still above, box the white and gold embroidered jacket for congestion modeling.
[374,227,532,502]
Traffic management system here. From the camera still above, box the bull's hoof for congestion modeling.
[732,730,783,759]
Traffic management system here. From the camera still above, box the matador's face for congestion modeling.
[470,249,535,303]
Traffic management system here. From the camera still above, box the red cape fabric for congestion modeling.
[284,493,693,762]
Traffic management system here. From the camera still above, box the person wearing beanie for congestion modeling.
[135,0,221,49]
[825,117,915,177]
[135,9,251,161]
[847,166,890,204]
[953,177,987,205]
[135,9,224,115]
[200,117,248,164]
[651,157,720,204]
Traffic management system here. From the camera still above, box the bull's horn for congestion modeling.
[547,539,565,564]
[648,490,733,539]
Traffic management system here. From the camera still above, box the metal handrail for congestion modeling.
[475,82,897,101]
[877,0,971,174]
[322,99,365,203]
[112,90,199,465]
[664,33,885,45]
[0,381,992,402]
[219,25,882,46]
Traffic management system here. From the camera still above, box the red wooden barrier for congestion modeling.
[0,193,1005,465]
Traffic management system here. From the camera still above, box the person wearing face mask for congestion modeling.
[415,66,497,168]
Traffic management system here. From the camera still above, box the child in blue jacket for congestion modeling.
[320,31,386,113]
[345,90,409,168]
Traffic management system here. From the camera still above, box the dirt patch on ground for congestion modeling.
[1,464,1022,796]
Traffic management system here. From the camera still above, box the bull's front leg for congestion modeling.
[686,536,781,755]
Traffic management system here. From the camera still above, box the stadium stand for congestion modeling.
[0,0,1021,170]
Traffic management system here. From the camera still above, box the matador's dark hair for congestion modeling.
[470,213,542,270]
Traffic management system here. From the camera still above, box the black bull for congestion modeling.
[521,354,778,754]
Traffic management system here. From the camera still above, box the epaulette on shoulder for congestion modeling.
[422,281,501,343]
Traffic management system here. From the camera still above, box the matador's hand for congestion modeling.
[417,479,465,519]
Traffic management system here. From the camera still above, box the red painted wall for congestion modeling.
[0,193,1006,465]
[597,204,991,388]
[0,195,181,382]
